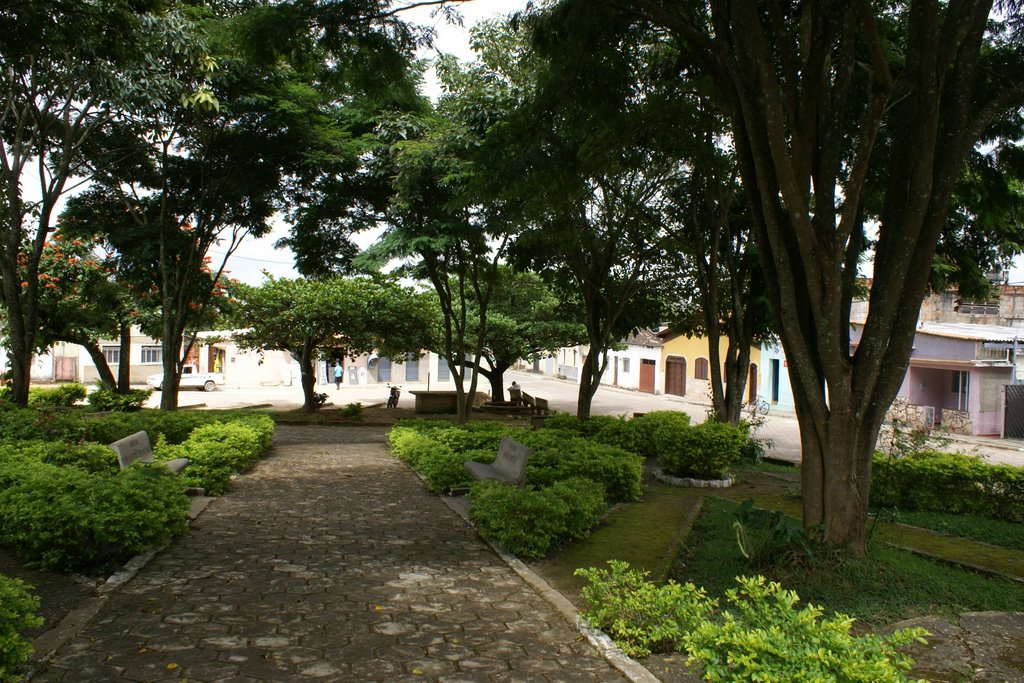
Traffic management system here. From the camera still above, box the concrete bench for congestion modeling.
[521,392,549,415]
[464,437,531,487]
[109,431,189,474]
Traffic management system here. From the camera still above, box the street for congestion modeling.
[155,368,1024,468]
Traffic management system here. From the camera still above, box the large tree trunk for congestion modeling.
[116,323,132,392]
[576,345,607,420]
[82,343,118,391]
[298,342,319,412]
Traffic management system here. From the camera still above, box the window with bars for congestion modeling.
[102,346,120,364]
[140,346,162,364]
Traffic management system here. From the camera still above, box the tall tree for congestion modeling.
[232,275,436,411]
[660,122,772,425]
[497,14,683,419]
[33,231,133,391]
[0,0,176,405]
[559,0,1024,552]
[460,266,586,400]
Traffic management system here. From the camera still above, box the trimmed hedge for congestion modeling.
[0,411,274,573]
[467,477,606,557]
[155,416,274,496]
[0,451,189,573]
[389,423,643,504]
[871,450,1024,522]
[28,383,87,408]
[0,574,42,683]
[659,420,745,479]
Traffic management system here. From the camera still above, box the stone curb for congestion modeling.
[652,467,735,488]
[438,495,661,683]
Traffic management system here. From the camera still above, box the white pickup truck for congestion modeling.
[146,364,226,392]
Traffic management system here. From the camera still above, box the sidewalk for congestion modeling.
[29,425,631,682]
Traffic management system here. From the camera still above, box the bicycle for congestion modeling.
[743,396,771,417]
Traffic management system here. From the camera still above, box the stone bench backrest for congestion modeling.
[464,437,532,487]
[109,431,154,469]
[109,431,189,474]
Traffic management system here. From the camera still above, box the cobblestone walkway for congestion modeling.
[31,425,627,682]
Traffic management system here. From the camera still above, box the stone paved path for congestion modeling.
[31,425,627,682]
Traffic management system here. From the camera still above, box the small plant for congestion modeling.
[0,574,43,682]
[313,392,328,410]
[575,560,716,658]
[28,382,87,408]
[732,498,813,567]
[87,388,153,412]
[467,478,607,558]
[684,576,929,683]
[340,402,364,418]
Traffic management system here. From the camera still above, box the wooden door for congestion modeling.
[666,357,687,396]
[639,359,656,393]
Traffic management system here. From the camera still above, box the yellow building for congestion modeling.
[656,329,762,400]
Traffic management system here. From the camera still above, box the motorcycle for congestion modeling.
[387,384,401,408]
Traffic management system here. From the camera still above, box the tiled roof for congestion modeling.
[623,328,663,347]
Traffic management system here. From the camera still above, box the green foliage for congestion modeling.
[86,388,153,412]
[732,499,813,567]
[467,477,607,558]
[871,450,1024,522]
[659,419,745,479]
[518,430,643,503]
[392,422,644,502]
[0,454,189,573]
[415,448,480,494]
[27,383,87,408]
[541,413,622,437]
[684,576,929,683]
[389,427,456,470]
[162,420,270,496]
[2,440,119,475]
[428,421,515,452]
[575,560,716,658]
[624,411,692,459]
[0,574,43,683]
[340,402,364,418]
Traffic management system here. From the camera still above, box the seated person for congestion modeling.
[508,381,522,405]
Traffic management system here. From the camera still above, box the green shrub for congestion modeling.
[429,422,516,452]
[87,388,153,412]
[576,560,716,658]
[659,420,745,479]
[0,440,119,475]
[28,383,87,408]
[166,421,267,495]
[0,574,43,682]
[390,423,643,504]
[550,477,607,538]
[684,576,929,683]
[625,411,692,459]
[520,433,643,503]
[340,402,364,418]
[416,448,481,494]
[0,457,189,573]
[467,478,607,558]
[871,450,1024,522]
[389,427,455,470]
[542,413,623,437]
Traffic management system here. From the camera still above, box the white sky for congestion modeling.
[218,0,530,285]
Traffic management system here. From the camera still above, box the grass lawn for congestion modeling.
[676,497,1024,626]
[872,508,1024,552]
[531,465,1024,628]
